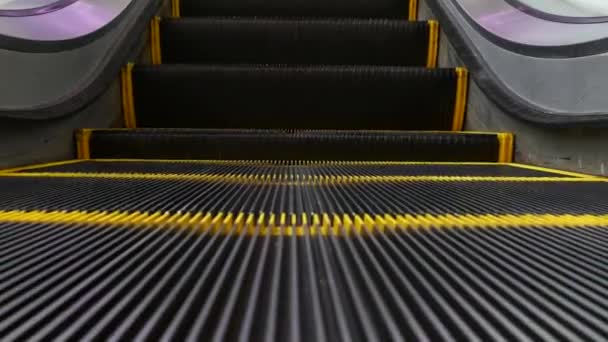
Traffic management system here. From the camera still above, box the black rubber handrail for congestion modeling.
[0,0,78,17]
[503,0,608,24]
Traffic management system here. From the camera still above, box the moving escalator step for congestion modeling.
[75,128,513,162]
[12,160,584,178]
[159,18,437,67]
[178,0,417,19]
[1,166,607,340]
[125,65,467,131]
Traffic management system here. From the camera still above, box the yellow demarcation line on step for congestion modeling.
[171,0,181,18]
[0,160,83,174]
[2,210,608,235]
[408,0,419,21]
[121,63,137,128]
[76,129,92,160]
[150,17,162,65]
[451,67,469,131]
[497,133,514,163]
[426,21,439,68]
[510,163,599,179]
[2,172,605,184]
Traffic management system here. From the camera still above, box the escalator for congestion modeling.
[2,0,608,340]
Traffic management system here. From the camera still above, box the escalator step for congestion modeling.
[160,18,434,66]
[129,65,465,130]
[19,160,576,178]
[1,219,608,340]
[179,0,414,19]
[76,129,510,162]
[0,172,605,215]
[1,167,606,340]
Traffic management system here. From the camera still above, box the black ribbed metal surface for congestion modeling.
[30,160,570,178]
[2,221,608,340]
[160,18,430,66]
[0,176,606,215]
[87,129,499,161]
[132,65,458,130]
[180,0,411,18]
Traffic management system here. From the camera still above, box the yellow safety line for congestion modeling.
[408,0,418,21]
[510,163,601,179]
[171,0,181,18]
[121,63,137,128]
[0,160,84,174]
[426,20,439,68]
[2,210,608,235]
[76,129,92,160]
[150,17,162,65]
[451,67,469,131]
[3,172,605,183]
[497,133,514,163]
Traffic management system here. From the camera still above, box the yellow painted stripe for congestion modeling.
[0,160,84,174]
[497,133,514,163]
[426,20,439,68]
[510,163,600,179]
[451,67,469,131]
[121,63,137,128]
[2,210,608,235]
[408,0,418,21]
[150,17,162,65]
[171,0,181,18]
[76,129,92,160]
[3,172,605,183]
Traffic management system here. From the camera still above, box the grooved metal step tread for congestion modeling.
[0,172,605,215]
[179,0,417,19]
[1,217,608,340]
[75,129,511,162]
[159,18,437,67]
[7,160,585,178]
[124,65,467,131]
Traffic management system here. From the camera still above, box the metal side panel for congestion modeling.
[0,0,163,119]
[423,0,608,124]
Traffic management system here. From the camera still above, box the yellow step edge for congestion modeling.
[0,160,84,174]
[497,133,514,163]
[171,0,181,18]
[2,172,606,183]
[76,129,92,160]
[510,163,600,179]
[451,67,469,131]
[408,0,419,21]
[150,16,162,65]
[426,20,439,68]
[120,63,137,129]
[2,209,608,235]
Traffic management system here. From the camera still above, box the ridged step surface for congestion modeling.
[179,0,414,19]
[77,129,510,162]
[0,165,606,340]
[19,160,574,178]
[129,65,465,130]
[160,18,433,66]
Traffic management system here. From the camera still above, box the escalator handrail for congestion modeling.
[502,0,608,24]
[0,0,78,17]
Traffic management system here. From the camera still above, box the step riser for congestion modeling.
[77,129,507,162]
[127,65,465,131]
[179,0,417,19]
[160,19,434,67]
